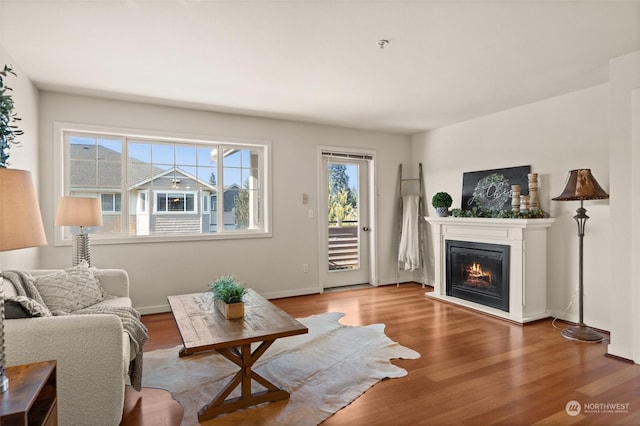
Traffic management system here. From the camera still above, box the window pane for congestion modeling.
[242,168,260,190]
[101,194,114,211]
[157,193,167,212]
[129,161,153,187]
[96,140,122,187]
[223,168,242,188]
[70,137,96,160]
[64,129,267,238]
[152,144,174,165]
[98,139,122,159]
[223,148,241,166]
[198,167,217,188]
[139,192,147,212]
[168,193,185,211]
[129,142,151,163]
[97,161,121,187]
[176,146,197,166]
[202,193,209,212]
[198,147,217,167]
[180,166,198,180]
[70,160,97,187]
[186,193,195,212]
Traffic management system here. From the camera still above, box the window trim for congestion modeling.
[54,121,272,246]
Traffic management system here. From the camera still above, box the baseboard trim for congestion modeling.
[137,304,171,315]
[136,287,323,314]
[604,353,634,364]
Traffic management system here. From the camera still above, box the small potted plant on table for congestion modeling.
[209,275,248,319]
[432,192,453,217]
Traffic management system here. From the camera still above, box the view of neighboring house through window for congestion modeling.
[101,193,121,212]
[61,128,268,240]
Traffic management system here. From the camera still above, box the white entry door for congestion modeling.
[319,152,372,288]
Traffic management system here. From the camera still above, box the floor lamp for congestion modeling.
[0,168,48,392]
[55,197,103,267]
[552,169,609,342]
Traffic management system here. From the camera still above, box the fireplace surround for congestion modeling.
[425,217,554,323]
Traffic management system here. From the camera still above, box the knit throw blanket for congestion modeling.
[1,270,148,390]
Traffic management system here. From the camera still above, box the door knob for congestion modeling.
[363,227,370,231]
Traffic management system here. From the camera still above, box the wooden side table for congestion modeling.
[0,360,57,426]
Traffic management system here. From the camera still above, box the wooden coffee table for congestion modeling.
[167,290,308,422]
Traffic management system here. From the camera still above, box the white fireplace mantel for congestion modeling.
[425,216,555,324]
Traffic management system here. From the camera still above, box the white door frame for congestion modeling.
[317,146,378,292]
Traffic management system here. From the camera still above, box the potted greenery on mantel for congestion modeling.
[431,192,453,217]
[208,275,248,319]
[449,207,548,219]
[0,64,24,168]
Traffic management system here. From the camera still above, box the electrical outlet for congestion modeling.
[303,264,309,273]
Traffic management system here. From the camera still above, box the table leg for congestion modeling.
[197,339,290,422]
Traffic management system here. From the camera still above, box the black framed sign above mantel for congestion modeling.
[461,165,531,212]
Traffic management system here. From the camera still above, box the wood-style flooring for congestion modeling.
[137,283,640,425]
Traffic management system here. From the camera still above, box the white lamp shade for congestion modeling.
[0,168,48,251]
[55,197,103,227]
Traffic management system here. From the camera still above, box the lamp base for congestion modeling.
[561,323,604,343]
[72,233,91,266]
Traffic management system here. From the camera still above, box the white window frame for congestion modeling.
[54,122,272,246]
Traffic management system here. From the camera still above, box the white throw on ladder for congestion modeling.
[398,194,420,271]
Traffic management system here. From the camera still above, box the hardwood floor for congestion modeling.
[120,387,184,426]
[139,283,640,425]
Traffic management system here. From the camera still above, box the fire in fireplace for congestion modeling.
[446,240,510,312]
[466,262,493,287]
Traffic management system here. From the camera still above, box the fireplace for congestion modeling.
[425,217,554,323]
[446,240,510,312]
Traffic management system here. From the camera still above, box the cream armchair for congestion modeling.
[3,269,134,426]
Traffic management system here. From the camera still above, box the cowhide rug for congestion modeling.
[142,312,420,425]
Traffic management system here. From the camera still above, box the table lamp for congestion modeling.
[0,168,48,392]
[55,196,102,267]
[552,169,609,342]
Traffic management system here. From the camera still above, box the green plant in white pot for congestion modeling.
[208,275,248,319]
[432,192,453,217]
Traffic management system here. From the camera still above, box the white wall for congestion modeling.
[411,84,611,331]
[37,92,412,313]
[0,45,41,271]
[608,50,640,361]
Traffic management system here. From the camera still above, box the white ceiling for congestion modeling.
[1,0,639,135]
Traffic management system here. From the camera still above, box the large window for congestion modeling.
[58,125,270,241]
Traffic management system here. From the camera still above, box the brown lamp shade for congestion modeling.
[0,168,48,251]
[55,197,103,227]
[552,169,609,201]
